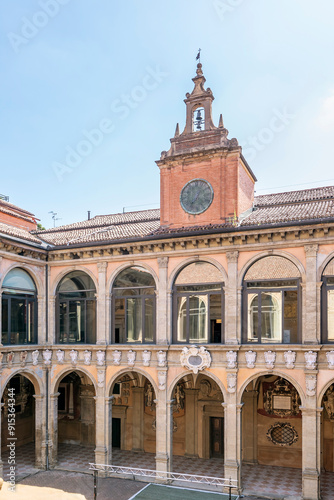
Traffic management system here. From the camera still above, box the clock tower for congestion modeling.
[156,63,257,229]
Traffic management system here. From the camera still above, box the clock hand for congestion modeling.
[190,190,200,204]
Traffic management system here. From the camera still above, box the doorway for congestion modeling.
[210,417,224,458]
[112,418,121,448]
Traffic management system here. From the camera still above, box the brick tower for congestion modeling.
[157,63,257,229]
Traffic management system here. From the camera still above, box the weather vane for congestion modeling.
[196,48,201,63]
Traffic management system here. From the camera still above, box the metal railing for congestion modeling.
[89,463,238,499]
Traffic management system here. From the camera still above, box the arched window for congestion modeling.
[112,267,156,344]
[173,262,224,343]
[322,258,334,343]
[243,256,301,344]
[1,268,37,345]
[56,271,96,344]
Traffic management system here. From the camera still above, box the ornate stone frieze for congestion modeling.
[245,350,256,369]
[304,350,317,370]
[56,350,65,364]
[264,350,276,370]
[142,350,151,367]
[227,373,237,394]
[43,349,52,366]
[69,350,78,366]
[180,346,211,374]
[20,351,28,367]
[157,350,167,367]
[112,350,122,365]
[83,350,92,365]
[226,350,237,369]
[284,350,296,369]
[96,350,105,366]
[158,370,167,391]
[326,351,334,369]
[32,350,39,366]
[267,422,298,446]
[305,374,317,397]
[7,352,14,367]
[263,378,301,417]
[127,350,136,367]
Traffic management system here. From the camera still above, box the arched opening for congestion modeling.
[1,268,37,345]
[171,373,225,476]
[321,257,334,343]
[241,375,302,497]
[173,261,224,344]
[110,371,157,469]
[56,370,96,469]
[1,374,37,476]
[112,266,156,344]
[320,383,334,498]
[243,256,301,344]
[56,271,96,344]
[192,106,205,132]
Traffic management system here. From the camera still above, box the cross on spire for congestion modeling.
[196,48,201,63]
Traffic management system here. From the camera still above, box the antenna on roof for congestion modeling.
[48,211,61,228]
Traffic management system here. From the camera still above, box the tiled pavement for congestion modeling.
[3,443,334,499]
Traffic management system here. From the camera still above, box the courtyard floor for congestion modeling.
[2,443,334,499]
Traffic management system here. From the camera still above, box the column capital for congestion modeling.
[158,257,169,269]
[304,244,318,257]
[97,262,108,272]
[226,251,239,264]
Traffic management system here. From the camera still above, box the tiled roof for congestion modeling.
[0,199,37,223]
[254,186,334,207]
[0,221,43,244]
[34,209,161,246]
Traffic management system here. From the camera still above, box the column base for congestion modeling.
[95,446,107,465]
[224,460,241,494]
[302,468,320,500]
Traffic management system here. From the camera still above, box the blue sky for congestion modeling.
[1,0,334,227]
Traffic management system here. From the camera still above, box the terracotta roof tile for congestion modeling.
[0,222,43,244]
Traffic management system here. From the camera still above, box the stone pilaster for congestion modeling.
[222,397,242,493]
[225,251,239,344]
[184,389,199,457]
[37,294,47,345]
[155,396,174,475]
[105,397,113,464]
[48,295,56,344]
[49,393,60,467]
[241,390,258,464]
[33,394,47,469]
[0,402,4,478]
[97,262,108,345]
[300,406,322,500]
[132,387,145,452]
[304,244,319,344]
[157,257,169,344]
[94,369,108,465]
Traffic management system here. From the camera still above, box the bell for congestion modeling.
[196,109,202,120]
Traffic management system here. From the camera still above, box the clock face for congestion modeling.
[180,179,214,215]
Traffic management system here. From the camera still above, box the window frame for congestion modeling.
[173,281,224,344]
[322,276,334,343]
[243,278,301,344]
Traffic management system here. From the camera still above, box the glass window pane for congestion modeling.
[27,301,34,344]
[68,300,84,343]
[86,300,96,343]
[3,268,36,292]
[58,271,96,296]
[114,267,155,288]
[248,293,259,342]
[11,297,26,344]
[177,296,187,341]
[145,297,154,342]
[59,302,67,343]
[210,294,222,343]
[246,280,297,289]
[189,295,207,342]
[328,290,334,341]
[115,298,126,343]
[126,298,142,342]
[2,298,9,344]
[176,284,221,293]
[261,292,282,343]
[283,290,298,343]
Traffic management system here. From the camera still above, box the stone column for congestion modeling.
[37,294,46,345]
[241,390,258,464]
[184,389,199,457]
[222,397,242,493]
[0,402,4,478]
[225,251,239,344]
[132,387,145,452]
[155,395,174,476]
[97,262,108,345]
[157,257,169,344]
[304,244,319,344]
[95,368,108,465]
[49,392,60,467]
[34,394,47,469]
[301,405,321,500]
[105,397,113,464]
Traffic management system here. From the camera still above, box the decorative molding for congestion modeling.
[304,244,318,257]
[226,251,239,263]
[96,350,105,366]
[226,350,237,369]
[227,373,237,394]
[157,257,169,268]
[305,374,317,397]
[97,370,105,388]
[83,350,92,366]
[284,350,296,369]
[56,350,65,364]
[32,350,39,366]
[264,350,276,370]
[7,352,14,367]
[43,349,52,366]
[245,350,256,369]
[142,350,151,367]
[326,351,334,369]
[157,350,167,367]
[20,351,28,367]
[112,350,122,365]
[127,350,136,367]
[69,350,78,366]
[304,351,317,370]
[267,422,298,447]
[97,262,108,271]
[180,346,211,374]
[158,370,167,391]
